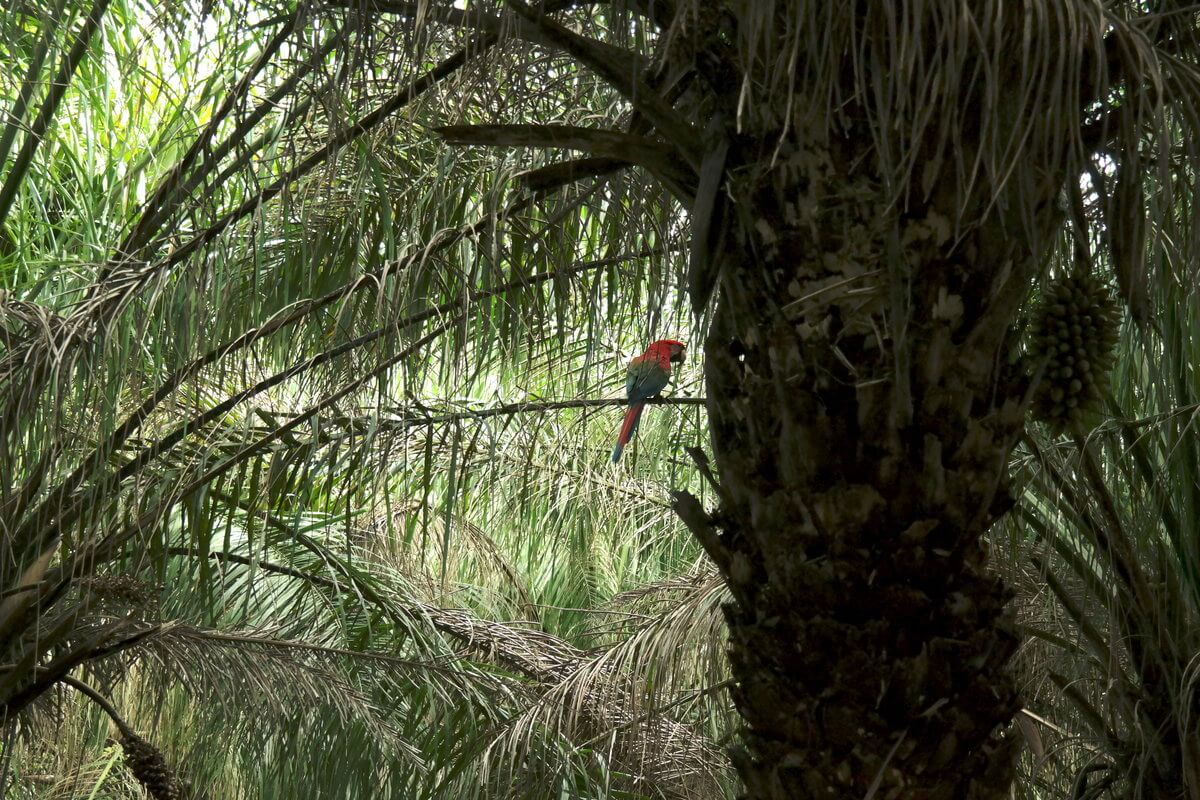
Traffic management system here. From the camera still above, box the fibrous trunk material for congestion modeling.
[661,3,1115,795]
[678,134,1070,800]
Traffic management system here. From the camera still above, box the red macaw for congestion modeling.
[611,339,686,463]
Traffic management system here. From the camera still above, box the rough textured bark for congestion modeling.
[683,165,1053,800]
[669,7,1098,798]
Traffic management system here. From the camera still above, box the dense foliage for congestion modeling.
[1,1,1198,798]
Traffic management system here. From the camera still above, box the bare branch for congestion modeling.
[436,124,695,198]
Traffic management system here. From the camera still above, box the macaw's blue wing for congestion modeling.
[625,359,670,401]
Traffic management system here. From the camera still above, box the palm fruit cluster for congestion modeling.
[1027,271,1120,430]
[121,733,186,800]
[79,574,155,606]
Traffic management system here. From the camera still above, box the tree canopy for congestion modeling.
[1,1,1199,798]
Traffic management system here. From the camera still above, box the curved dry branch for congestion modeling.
[517,156,632,191]
[60,675,136,739]
[436,124,696,199]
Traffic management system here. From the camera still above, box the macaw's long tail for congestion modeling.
[611,402,646,463]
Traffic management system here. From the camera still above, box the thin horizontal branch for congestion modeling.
[264,395,707,451]
[436,124,667,156]
[377,395,707,428]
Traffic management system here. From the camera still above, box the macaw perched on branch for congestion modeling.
[611,339,686,463]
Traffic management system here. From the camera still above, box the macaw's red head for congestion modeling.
[647,339,686,364]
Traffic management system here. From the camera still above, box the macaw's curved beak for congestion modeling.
[670,348,686,364]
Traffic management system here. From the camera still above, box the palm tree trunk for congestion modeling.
[676,130,1072,798]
